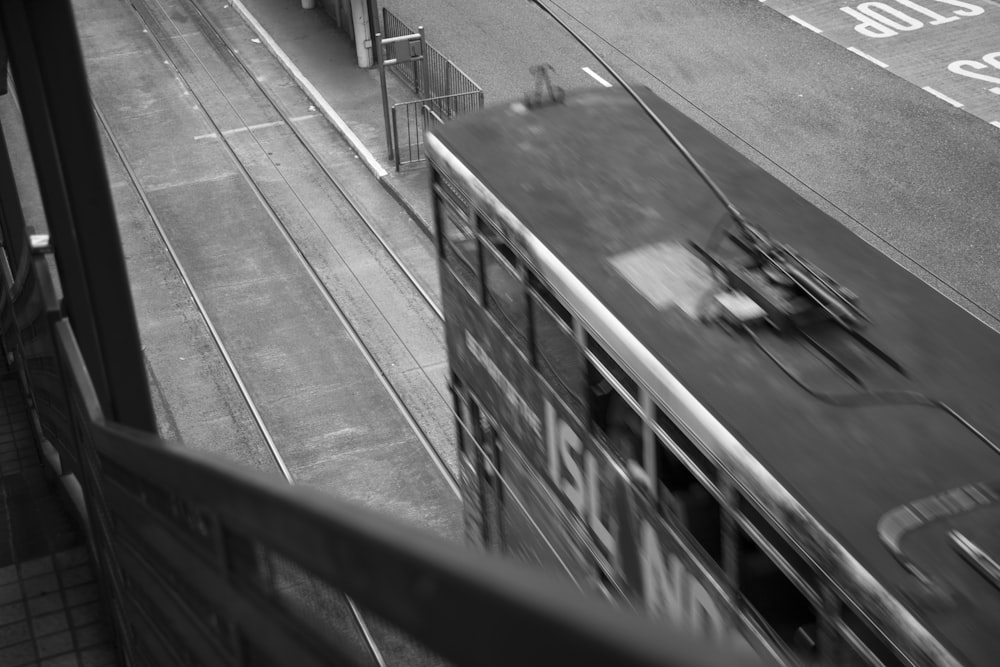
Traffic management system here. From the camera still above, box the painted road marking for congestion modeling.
[922,86,963,107]
[194,114,318,141]
[789,15,823,33]
[583,67,613,87]
[991,121,1000,128]
[760,0,1000,127]
[847,47,889,68]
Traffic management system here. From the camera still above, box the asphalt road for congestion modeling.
[382,0,1000,332]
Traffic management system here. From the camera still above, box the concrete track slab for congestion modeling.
[77,0,460,543]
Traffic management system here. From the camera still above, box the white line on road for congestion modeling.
[582,67,612,87]
[847,47,888,69]
[922,86,963,108]
[990,87,1000,96]
[991,121,1000,129]
[788,15,823,33]
[194,114,319,141]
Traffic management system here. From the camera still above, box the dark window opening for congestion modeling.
[655,407,716,484]
[738,529,818,658]
[452,379,470,457]
[737,496,818,593]
[479,216,517,264]
[587,335,638,399]
[529,281,582,414]
[656,438,722,565]
[528,273,571,327]
[436,185,479,292]
[588,364,641,467]
[483,243,527,347]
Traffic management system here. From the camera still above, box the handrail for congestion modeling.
[51,314,750,667]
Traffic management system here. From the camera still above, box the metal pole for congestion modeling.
[375,33,394,160]
[366,0,380,50]
[391,105,400,171]
[418,26,429,98]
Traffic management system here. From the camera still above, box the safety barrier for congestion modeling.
[380,8,483,117]
[391,90,483,170]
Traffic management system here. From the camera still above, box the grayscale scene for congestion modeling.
[0,0,997,665]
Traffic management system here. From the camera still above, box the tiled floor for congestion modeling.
[0,372,119,667]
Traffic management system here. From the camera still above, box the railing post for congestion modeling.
[391,104,401,171]
[375,32,393,161]
[418,26,429,98]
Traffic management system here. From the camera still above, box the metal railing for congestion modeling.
[381,8,483,118]
[391,91,483,170]
[0,223,751,667]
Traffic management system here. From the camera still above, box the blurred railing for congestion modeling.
[1,246,746,667]
[391,91,483,170]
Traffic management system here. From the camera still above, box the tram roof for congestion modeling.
[429,87,1000,664]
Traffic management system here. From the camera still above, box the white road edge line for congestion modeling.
[582,66,612,87]
[922,86,963,108]
[991,121,1000,129]
[847,47,888,69]
[990,87,1000,96]
[228,0,388,179]
[788,15,823,33]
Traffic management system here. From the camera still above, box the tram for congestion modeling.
[426,86,1000,667]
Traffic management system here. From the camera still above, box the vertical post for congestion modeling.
[350,0,372,68]
[375,33,393,161]
[418,26,429,98]
[366,0,380,51]
[391,105,400,171]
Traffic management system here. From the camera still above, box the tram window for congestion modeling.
[586,335,638,399]
[840,606,906,667]
[528,273,572,327]
[482,236,528,347]
[737,496,818,593]
[589,376,642,468]
[655,407,717,484]
[656,437,722,565]
[529,276,583,414]
[737,527,818,659]
[435,185,479,291]
[453,380,473,458]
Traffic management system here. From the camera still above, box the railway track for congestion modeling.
[130,0,455,483]
[86,0,612,657]
[140,0,616,593]
[87,0,467,662]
